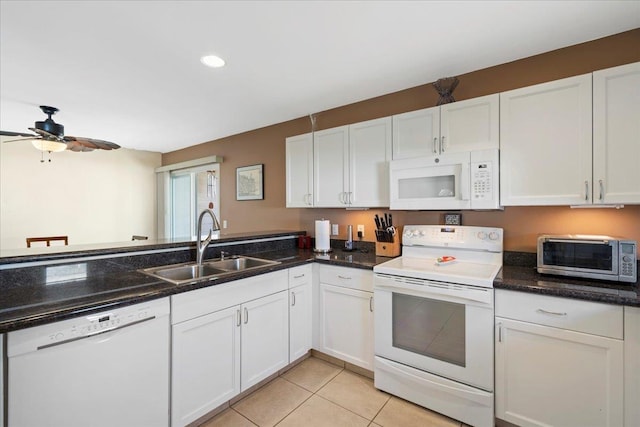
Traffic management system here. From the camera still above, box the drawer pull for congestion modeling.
[293,274,305,279]
[338,275,352,280]
[536,308,567,316]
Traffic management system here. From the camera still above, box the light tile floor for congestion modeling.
[200,356,465,427]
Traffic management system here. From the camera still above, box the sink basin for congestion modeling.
[151,264,228,283]
[206,256,278,271]
[140,256,280,285]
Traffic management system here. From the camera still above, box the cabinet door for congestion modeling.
[625,306,640,427]
[500,74,592,206]
[440,94,499,153]
[313,126,349,207]
[392,106,440,159]
[286,133,314,207]
[289,282,312,362]
[172,306,241,427]
[319,283,374,370]
[495,317,623,427]
[349,117,392,207]
[241,291,289,391]
[593,61,640,205]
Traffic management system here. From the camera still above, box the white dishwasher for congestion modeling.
[7,297,170,427]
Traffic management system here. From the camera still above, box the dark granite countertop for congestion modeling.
[0,230,306,265]
[0,236,386,334]
[496,252,640,307]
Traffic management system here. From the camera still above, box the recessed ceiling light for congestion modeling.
[200,55,225,68]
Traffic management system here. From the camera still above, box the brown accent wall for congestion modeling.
[162,29,640,254]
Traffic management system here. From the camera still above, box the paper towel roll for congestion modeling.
[314,220,331,252]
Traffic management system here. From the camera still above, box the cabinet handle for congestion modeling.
[369,296,374,312]
[348,192,353,205]
[584,180,589,201]
[236,309,241,327]
[338,275,352,280]
[291,291,296,306]
[497,322,502,343]
[433,137,438,154]
[536,308,567,316]
[599,180,604,201]
[441,136,446,153]
[293,274,305,279]
[340,192,346,204]
[244,307,249,324]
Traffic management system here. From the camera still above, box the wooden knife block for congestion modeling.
[375,226,402,257]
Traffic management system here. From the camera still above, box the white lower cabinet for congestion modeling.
[317,265,374,370]
[240,291,289,389]
[495,290,624,427]
[289,265,313,361]
[170,270,289,427]
[172,306,240,427]
[625,306,640,427]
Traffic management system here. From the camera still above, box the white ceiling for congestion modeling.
[1,1,638,154]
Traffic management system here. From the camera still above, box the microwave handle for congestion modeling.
[461,162,470,201]
[544,238,611,245]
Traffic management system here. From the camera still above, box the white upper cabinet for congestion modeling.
[348,117,393,207]
[593,62,640,205]
[392,106,440,159]
[440,94,499,153]
[500,74,593,206]
[392,94,499,160]
[285,133,314,207]
[313,125,350,207]
[313,118,392,208]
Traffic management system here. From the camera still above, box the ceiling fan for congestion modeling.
[1,105,121,153]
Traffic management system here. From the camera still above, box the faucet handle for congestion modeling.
[220,251,230,260]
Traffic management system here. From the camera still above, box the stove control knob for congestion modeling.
[404,229,413,237]
[489,232,500,240]
[477,231,487,240]
[418,230,426,237]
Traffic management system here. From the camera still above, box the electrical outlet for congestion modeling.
[331,224,339,235]
[357,224,364,238]
[223,220,228,229]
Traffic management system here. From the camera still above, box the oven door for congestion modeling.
[374,273,494,391]
[389,152,471,210]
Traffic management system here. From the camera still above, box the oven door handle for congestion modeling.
[374,281,492,306]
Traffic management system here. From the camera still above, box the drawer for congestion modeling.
[319,265,373,292]
[289,264,312,288]
[495,289,623,339]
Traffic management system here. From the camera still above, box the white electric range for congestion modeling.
[373,225,503,427]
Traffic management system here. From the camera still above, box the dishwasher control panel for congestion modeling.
[7,298,170,357]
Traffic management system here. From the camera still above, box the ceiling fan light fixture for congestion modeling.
[31,139,67,152]
[200,54,225,68]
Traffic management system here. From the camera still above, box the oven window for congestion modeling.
[543,242,613,271]
[392,293,465,367]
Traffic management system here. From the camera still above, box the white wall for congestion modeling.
[0,138,162,250]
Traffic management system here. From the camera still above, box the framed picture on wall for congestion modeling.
[236,164,264,200]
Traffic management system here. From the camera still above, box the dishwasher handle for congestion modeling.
[36,316,157,351]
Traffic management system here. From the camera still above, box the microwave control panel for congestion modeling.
[471,161,494,200]
[469,149,500,210]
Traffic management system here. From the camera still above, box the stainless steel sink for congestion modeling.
[140,256,280,285]
[207,256,277,271]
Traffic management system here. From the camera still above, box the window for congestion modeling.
[156,156,223,240]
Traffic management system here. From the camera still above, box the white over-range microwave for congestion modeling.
[389,148,500,210]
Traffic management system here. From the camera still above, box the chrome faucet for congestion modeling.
[196,209,221,266]
[220,251,230,260]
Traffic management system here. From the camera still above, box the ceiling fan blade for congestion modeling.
[65,140,94,152]
[29,127,63,140]
[1,130,37,138]
[2,136,41,144]
[64,135,121,150]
